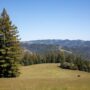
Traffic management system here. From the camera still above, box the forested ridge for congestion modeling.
[21,40,90,61]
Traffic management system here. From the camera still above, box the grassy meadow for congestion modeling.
[0,63,90,90]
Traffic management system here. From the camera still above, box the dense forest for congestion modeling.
[20,50,90,72]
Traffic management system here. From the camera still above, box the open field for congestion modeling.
[0,63,90,90]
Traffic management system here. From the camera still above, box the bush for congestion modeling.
[60,62,78,70]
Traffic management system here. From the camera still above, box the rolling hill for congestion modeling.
[21,39,90,60]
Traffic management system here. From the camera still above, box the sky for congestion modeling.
[0,0,90,41]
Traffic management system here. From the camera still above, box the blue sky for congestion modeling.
[0,0,90,41]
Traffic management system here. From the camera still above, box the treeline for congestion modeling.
[20,51,61,65]
[60,54,90,72]
[20,51,90,72]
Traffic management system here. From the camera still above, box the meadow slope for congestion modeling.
[0,64,90,90]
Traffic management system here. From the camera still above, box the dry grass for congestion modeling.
[0,63,90,90]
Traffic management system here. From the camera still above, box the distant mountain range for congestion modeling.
[21,39,90,60]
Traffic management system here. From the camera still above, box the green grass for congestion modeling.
[0,63,90,90]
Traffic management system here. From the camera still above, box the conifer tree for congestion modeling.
[0,8,21,77]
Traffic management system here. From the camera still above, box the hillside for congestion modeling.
[21,39,90,60]
[22,39,90,47]
[0,64,90,90]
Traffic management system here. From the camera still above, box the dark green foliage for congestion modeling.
[21,50,63,66]
[60,62,78,70]
[21,50,90,72]
[20,51,43,66]
[0,9,21,77]
[60,54,90,72]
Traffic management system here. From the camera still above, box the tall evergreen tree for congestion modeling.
[0,8,21,77]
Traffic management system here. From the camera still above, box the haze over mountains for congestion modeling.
[21,39,90,61]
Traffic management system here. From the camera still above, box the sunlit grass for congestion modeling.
[0,63,90,90]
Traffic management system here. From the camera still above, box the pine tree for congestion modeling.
[0,8,21,77]
[60,51,65,64]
